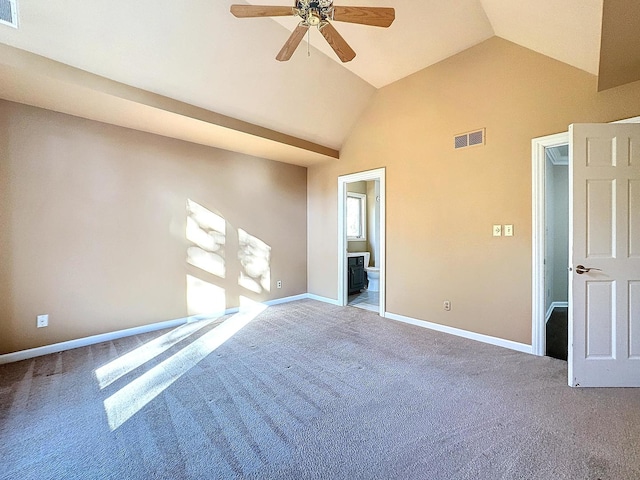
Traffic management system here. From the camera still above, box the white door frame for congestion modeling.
[338,168,386,316]
[531,132,569,356]
[531,116,640,356]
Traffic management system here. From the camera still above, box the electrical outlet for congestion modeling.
[277,280,282,289]
[443,301,451,311]
[493,225,502,237]
[37,314,48,328]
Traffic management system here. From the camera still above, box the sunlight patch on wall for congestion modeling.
[186,274,225,317]
[102,297,267,431]
[186,199,226,278]
[238,228,271,294]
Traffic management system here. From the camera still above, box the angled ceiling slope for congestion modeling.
[480,0,603,76]
[0,44,344,166]
[598,0,640,91]
[246,0,604,87]
[0,0,375,165]
[0,0,611,165]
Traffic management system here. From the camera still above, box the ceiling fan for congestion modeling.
[230,1,395,63]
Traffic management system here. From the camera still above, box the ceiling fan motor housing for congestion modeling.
[296,0,333,24]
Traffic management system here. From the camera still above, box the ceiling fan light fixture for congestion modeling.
[307,11,321,26]
[230,1,394,63]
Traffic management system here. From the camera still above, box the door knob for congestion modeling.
[575,265,602,275]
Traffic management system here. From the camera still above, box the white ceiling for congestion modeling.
[0,0,605,164]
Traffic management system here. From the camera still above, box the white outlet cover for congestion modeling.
[505,225,514,236]
[493,225,502,237]
[37,314,48,328]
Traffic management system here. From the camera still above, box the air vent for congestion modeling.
[454,134,468,149]
[454,128,485,150]
[0,0,18,28]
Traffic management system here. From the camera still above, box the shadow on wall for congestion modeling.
[185,199,271,317]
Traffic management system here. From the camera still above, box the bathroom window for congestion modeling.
[347,192,366,241]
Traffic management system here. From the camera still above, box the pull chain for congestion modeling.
[307,27,310,57]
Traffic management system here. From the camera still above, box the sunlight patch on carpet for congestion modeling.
[103,297,267,431]
[94,319,215,389]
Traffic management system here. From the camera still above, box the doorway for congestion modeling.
[532,132,569,356]
[345,179,380,312]
[543,144,569,360]
[531,116,640,360]
[338,168,386,316]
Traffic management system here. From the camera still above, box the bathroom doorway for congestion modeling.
[338,168,386,316]
[345,179,380,312]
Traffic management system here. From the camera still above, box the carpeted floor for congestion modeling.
[1,299,639,479]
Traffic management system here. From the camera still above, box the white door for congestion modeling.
[569,123,640,387]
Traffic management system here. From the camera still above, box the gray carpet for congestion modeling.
[1,299,639,479]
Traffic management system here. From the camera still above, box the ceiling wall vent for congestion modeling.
[0,0,18,28]
[454,128,485,150]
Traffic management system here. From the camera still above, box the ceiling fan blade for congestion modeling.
[276,24,310,61]
[332,6,395,27]
[230,5,294,18]
[319,22,356,62]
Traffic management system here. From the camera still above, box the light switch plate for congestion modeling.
[505,225,514,236]
[493,225,502,237]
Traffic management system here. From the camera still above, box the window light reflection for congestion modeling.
[238,228,271,293]
[94,319,213,389]
[103,297,267,431]
[186,274,225,317]
[186,199,226,278]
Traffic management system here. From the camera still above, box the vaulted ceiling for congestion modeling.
[0,0,616,165]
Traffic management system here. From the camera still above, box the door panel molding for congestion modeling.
[569,123,640,387]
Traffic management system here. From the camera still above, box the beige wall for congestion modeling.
[0,100,307,354]
[308,37,640,345]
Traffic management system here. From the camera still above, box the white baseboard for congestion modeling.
[0,317,194,365]
[0,294,533,364]
[305,294,340,306]
[545,302,568,323]
[265,293,308,306]
[0,294,308,365]
[385,311,533,355]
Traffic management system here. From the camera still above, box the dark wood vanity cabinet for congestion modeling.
[348,256,365,294]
